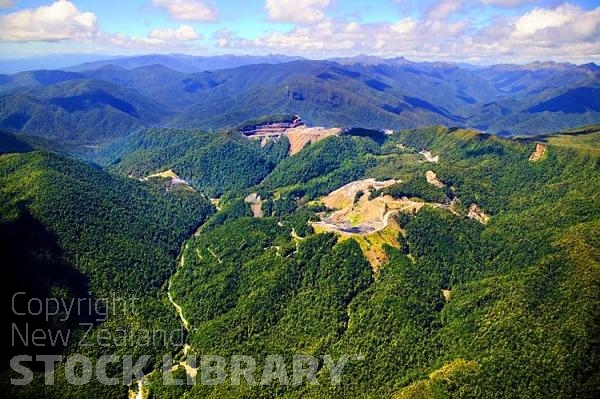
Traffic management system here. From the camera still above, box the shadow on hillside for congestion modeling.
[1,204,98,365]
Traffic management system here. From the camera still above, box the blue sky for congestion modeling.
[1,0,600,63]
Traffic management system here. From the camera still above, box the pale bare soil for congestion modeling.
[420,150,440,163]
[283,125,342,155]
[140,169,195,191]
[467,203,491,224]
[245,123,341,155]
[426,170,445,188]
[244,192,264,218]
[312,179,425,235]
[529,143,547,161]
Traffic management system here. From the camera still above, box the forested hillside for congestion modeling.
[1,150,213,398]
[1,59,599,144]
[2,123,599,398]
[146,125,599,398]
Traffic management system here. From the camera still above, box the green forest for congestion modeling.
[1,123,599,398]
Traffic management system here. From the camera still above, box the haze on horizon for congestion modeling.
[0,0,599,65]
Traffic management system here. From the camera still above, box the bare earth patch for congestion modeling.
[244,192,264,218]
[312,178,466,270]
[442,289,452,302]
[529,143,547,162]
[468,203,490,224]
[426,170,445,188]
[141,169,195,191]
[242,117,341,155]
[420,150,439,163]
[321,178,399,210]
[284,125,342,155]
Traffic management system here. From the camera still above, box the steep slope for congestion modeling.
[157,125,600,398]
[90,126,289,197]
[0,150,214,398]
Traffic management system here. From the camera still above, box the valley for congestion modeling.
[1,57,599,399]
[2,57,600,145]
[1,0,600,395]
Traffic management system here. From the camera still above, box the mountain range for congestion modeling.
[0,55,598,145]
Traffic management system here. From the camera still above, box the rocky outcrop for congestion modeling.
[468,203,490,224]
[244,193,264,218]
[240,115,304,137]
[426,170,445,188]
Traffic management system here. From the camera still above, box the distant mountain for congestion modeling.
[0,78,172,143]
[67,53,305,73]
[0,54,114,74]
[0,58,599,143]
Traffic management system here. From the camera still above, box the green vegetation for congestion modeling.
[91,128,283,197]
[162,125,600,398]
[0,151,213,398]
[2,122,599,398]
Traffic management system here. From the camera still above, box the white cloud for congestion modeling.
[215,3,600,64]
[513,3,579,37]
[265,0,331,24]
[0,0,98,41]
[427,0,463,20]
[0,0,203,51]
[480,0,533,7]
[152,0,217,22]
[0,0,14,8]
[216,17,465,57]
[149,25,200,41]
[390,18,416,34]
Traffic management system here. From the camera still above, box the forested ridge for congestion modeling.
[1,123,599,398]
[1,150,213,398]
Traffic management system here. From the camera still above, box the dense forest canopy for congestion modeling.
[1,122,599,398]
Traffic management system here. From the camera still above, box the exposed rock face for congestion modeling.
[284,125,342,155]
[442,289,451,302]
[420,150,439,163]
[426,170,445,188]
[529,143,547,162]
[241,114,342,155]
[140,169,195,191]
[240,115,304,137]
[468,203,490,224]
[244,193,264,218]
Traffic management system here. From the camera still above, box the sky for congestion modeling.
[0,0,599,64]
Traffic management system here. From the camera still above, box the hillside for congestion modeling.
[0,79,172,144]
[67,54,304,73]
[2,122,599,398]
[90,126,290,197]
[0,59,598,144]
[0,150,213,398]
[152,125,600,398]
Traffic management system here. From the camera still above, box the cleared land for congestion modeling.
[284,126,342,155]
[529,143,547,162]
[426,170,445,188]
[141,169,195,191]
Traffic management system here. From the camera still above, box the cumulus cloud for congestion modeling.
[513,3,580,37]
[0,0,98,41]
[427,0,463,20]
[152,0,217,22]
[216,2,600,64]
[265,0,331,24]
[216,17,465,57]
[149,25,200,41]
[0,0,14,8]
